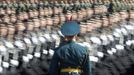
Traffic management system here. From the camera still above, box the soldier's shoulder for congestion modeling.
[73,44,88,54]
[75,43,87,49]
[74,43,89,54]
[55,42,88,51]
[54,44,70,51]
[54,47,60,51]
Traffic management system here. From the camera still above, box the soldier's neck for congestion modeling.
[0,36,5,41]
[34,27,39,32]
[40,27,46,31]
[26,30,32,34]
[18,31,23,35]
[66,38,76,42]
[7,34,14,41]
[16,31,23,39]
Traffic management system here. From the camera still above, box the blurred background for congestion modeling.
[0,0,134,75]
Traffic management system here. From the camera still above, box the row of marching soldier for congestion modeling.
[0,0,134,75]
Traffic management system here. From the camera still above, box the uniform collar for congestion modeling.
[67,40,75,44]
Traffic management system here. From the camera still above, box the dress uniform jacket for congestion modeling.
[49,41,90,75]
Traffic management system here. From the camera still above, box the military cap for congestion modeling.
[12,2,18,8]
[61,21,80,36]
[60,1,65,8]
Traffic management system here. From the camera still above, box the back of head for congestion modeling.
[61,21,80,36]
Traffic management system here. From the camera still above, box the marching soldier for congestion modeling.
[49,21,90,75]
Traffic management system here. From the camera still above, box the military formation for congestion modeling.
[0,0,133,75]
